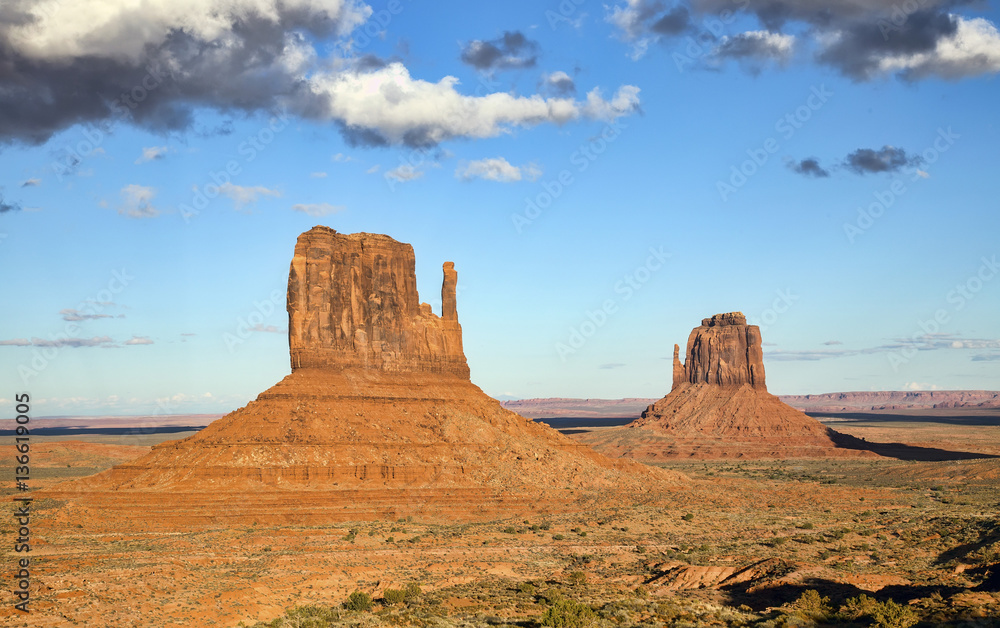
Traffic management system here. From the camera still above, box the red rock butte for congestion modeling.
[45,227,679,530]
[576,312,874,460]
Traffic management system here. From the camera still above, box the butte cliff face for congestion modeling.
[287,228,468,376]
[673,312,764,390]
[576,312,873,460]
[47,227,678,530]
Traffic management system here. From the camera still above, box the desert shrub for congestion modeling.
[403,582,421,601]
[798,522,815,530]
[567,571,587,586]
[839,594,880,620]
[553,534,565,541]
[342,591,373,612]
[503,526,517,534]
[277,605,339,628]
[578,531,587,537]
[634,585,649,597]
[682,513,695,521]
[785,589,832,621]
[518,581,537,595]
[871,600,918,628]
[382,588,405,605]
[540,522,552,530]
[539,599,597,627]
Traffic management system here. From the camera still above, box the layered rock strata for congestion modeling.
[575,312,873,460]
[47,227,678,529]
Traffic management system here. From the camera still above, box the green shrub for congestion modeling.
[799,522,815,530]
[503,526,517,534]
[539,599,597,627]
[382,588,405,605]
[839,594,880,620]
[553,534,565,541]
[871,600,918,628]
[403,582,422,601]
[682,513,695,521]
[785,589,832,621]
[342,591,373,612]
[567,571,587,586]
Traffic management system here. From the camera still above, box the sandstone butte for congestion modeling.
[43,227,681,530]
[575,312,875,460]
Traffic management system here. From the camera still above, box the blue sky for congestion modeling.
[1,0,998,416]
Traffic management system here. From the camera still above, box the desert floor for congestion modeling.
[2,408,999,627]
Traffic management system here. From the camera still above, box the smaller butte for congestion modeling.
[576,312,875,460]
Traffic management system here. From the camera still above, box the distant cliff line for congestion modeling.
[502,390,1000,418]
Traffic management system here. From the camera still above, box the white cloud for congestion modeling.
[20,178,41,187]
[837,15,1000,79]
[291,203,345,216]
[384,164,424,183]
[124,335,154,345]
[135,145,169,164]
[5,0,371,62]
[456,157,543,183]
[1,1,644,147]
[713,31,796,64]
[332,152,354,162]
[118,184,158,218]
[541,70,576,96]
[903,382,940,391]
[310,171,328,178]
[306,62,641,146]
[218,183,281,209]
[366,165,381,174]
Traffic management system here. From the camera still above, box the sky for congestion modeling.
[1,0,999,417]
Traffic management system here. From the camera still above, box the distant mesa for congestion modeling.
[575,312,876,460]
[44,226,678,529]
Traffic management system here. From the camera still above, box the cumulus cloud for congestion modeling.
[331,152,354,162]
[713,31,795,67]
[903,381,940,391]
[818,14,1000,81]
[124,335,154,345]
[844,146,922,175]
[788,157,829,178]
[456,157,542,183]
[311,63,641,148]
[460,31,539,72]
[135,145,169,164]
[219,183,281,209]
[0,1,640,148]
[118,184,158,218]
[608,1,691,47]
[608,0,1000,81]
[291,202,344,216]
[541,71,576,96]
[20,178,41,187]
